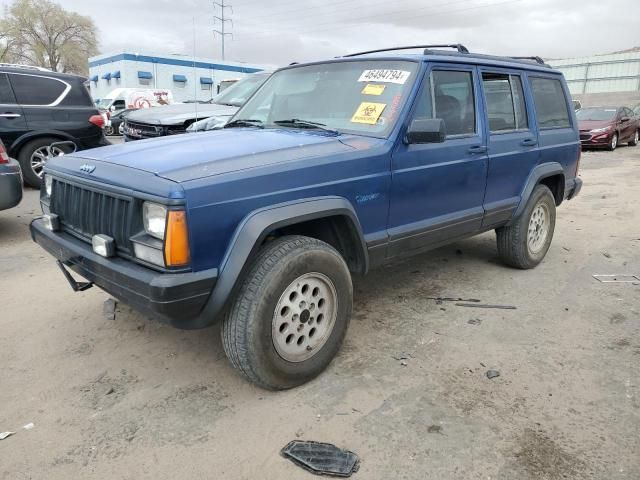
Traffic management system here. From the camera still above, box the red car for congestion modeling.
[577,106,639,150]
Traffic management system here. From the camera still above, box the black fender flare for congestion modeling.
[184,196,367,329]
[507,162,564,225]
[8,130,78,158]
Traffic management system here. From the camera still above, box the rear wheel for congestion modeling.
[496,184,556,269]
[608,133,618,151]
[221,235,353,390]
[629,129,639,146]
[17,137,65,188]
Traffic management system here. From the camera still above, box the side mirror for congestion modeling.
[109,105,116,112]
[405,118,446,144]
[620,116,630,122]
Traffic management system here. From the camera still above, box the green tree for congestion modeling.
[2,0,98,75]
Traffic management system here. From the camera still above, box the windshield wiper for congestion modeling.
[224,118,264,129]
[273,118,339,135]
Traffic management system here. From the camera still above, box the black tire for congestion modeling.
[17,137,60,188]
[608,133,618,151]
[629,129,639,147]
[496,184,556,269]
[221,235,353,390]
[104,125,114,136]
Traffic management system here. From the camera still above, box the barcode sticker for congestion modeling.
[358,70,411,84]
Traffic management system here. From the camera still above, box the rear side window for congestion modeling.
[9,74,68,106]
[0,73,17,104]
[481,72,529,132]
[530,77,571,129]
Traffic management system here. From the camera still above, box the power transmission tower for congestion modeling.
[213,0,233,61]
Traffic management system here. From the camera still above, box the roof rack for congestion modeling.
[0,63,52,72]
[344,44,470,57]
[510,56,548,66]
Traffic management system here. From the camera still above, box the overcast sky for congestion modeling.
[3,0,639,67]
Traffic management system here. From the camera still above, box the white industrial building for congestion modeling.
[548,48,640,106]
[88,51,268,103]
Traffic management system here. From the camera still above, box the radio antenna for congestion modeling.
[193,16,199,127]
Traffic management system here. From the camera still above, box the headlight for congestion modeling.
[44,175,53,196]
[143,202,167,240]
[590,126,611,134]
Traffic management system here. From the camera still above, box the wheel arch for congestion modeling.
[8,130,77,158]
[189,196,367,329]
[508,162,565,225]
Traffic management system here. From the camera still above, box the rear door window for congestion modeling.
[481,72,529,132]
[529,77,571,129]
[9,74,68,106]
[0,73,17,105]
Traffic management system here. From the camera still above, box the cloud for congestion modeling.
[36,0,640,66]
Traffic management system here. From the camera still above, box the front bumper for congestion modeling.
[31,218,218,328]
[0,158,23,211]
[580,131,612,147]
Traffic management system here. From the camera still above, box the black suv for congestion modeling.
[0,64,108,187]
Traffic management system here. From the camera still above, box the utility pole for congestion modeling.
[213,0,233,61]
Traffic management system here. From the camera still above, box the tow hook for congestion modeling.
[56,260,93,292]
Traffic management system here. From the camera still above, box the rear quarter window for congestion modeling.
[529,77,571,129]
[59,78,95,107]
[9,74,69,106]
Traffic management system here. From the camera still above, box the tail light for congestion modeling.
[0,142,9,164]
[89,114,105,128]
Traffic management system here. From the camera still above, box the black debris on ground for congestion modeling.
[467,318,483,325]
[281,440,360,477]
[486,370,501,380]
[456,303,517,310]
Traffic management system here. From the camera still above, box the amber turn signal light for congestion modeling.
[164,210,190,267]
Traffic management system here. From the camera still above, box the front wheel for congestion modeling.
[608,133,618,151]
[496,184,556,269]
[104,125,114,136]
[221,236,353,390]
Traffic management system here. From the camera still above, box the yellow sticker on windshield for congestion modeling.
[351,102,386,125]
[362,84,386,96]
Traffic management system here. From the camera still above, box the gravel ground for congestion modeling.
[1,145,639,479]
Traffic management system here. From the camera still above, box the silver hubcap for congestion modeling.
[30,145,63,178]
[635,131,639,144]
[527,203,550,254]
[272,272,338,363]
[611,135,617,149]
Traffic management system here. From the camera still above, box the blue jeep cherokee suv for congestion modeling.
[31,45,582,389]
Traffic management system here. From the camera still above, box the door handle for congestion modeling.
[0,113,21,119]
[521,138,537,147]
[468,145,487,154]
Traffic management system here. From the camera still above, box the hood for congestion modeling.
[578,119,614,131]
[69,128,383,182]
[126,102,238,125]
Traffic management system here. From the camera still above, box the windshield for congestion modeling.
[213,74,269,107]
[230,60,420,138]
[96,98,113,109]
[576,107,617,121]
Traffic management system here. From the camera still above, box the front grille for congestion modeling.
[50,179,133,253]
[125,120,163,139]
[579,133,592,141]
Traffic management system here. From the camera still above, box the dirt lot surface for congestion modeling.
[1,146,639,479]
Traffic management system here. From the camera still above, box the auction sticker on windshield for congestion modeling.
[358,70,411,84]
[361,84,386,96]
[351,102,386,124]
